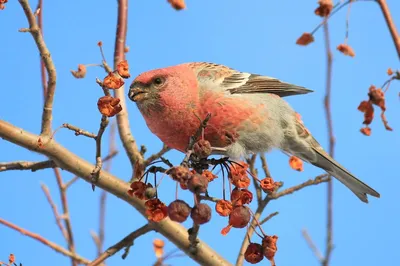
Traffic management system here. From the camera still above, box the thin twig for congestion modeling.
[40,183,69,241]
[112,0,144,170]
[246,155,262,204]
[96,121,117,257]
[62,123,97,139]
[88,224,154,266]
[259,153,271,177]
[36,0,47,99]
[0,160,56,172]
[269,174,330,200]
[377,0,400,59]
[91,116,109,189]
[322,19,334,266]
[144,145,171,167]
[0,218,90,264]
[260,211,279,225]
[53,168,77,266]
[302,229,324,263]
[18,0,57,136]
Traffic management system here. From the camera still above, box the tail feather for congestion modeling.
[311,148,380,203]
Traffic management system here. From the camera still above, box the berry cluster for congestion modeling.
[127,139,281,264]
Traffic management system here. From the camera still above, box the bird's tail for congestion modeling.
[286,117,380,203]
[309,147,380,203]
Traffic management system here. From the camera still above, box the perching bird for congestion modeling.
[128,62,380,203]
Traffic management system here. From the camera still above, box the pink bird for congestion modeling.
[128,62,379,203]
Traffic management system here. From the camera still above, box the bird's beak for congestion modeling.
[128,84,148,102]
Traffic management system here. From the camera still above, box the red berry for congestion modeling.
[244,243,264,264]
[187,173,209,194]
[229,206,250,228]
[168,200,191,223]
[190,203,211,224]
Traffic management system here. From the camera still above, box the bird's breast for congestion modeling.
[141,91,267,152]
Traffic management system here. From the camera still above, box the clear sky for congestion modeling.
[1,0,399,265]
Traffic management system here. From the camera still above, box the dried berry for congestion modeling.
[167,166,190,182]
[193,139,212,158]
[97,96,122,117]
[229,206,250,228]
[337,43,356,57]
[202,170,218,182]
[70,64,87,79]
[153,239,164,258]
[168,200,191,223]
[190,203,211,224]
[117,60,130,79]
[187,173,209,194]
[244,243,264,264]
[262,235,278,261]
[215,200,233,217]
[168,0,186,10]
[387,68,393,76]
[127,181,147,200]
[145,199,168,222]
[229,162,250,188]
[231,188,253,206]
[368,85,386,110]
[358,100,374,125]
[360,127,371,136]
[289,156,304,172]
[315,0,333,17]
[296,33,314,46]
[260,177,277,194]
[103,72,124,89]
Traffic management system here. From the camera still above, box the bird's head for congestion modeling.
[128,64,198,114]
[128,68,169,108]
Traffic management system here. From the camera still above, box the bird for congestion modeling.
[128,62,380,203]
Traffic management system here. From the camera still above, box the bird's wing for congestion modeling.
[188,62,313,97]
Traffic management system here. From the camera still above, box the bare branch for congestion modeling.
[63,151,118,191]
[53,168,77,266]
[269,174,330,200]
[0,160,56,172]
[91,116,109,188]
[18,0,57,136]
[260,211,279,225]
[0,218,90,264]
[377,0,400,59]
[302,229,324,263]
[260,153,271,177]
[62,123,97,139]
[0,120,231,266]
[88,224,154,266]
[40,183,69,241]
[112,0,144,169]
[322,20,334,266]
[144,144,171,167]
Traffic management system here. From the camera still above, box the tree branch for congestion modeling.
[377,0,400,59]
[0,218,90,264]
[18,0,57,136]
[53,168,78,266]
[40,183,69,242]
[88,224,153,266]
[112,0,144,169]
[0,120,231,266]
[144,144,171,167]
[0,160,56,172]
[322,20,334,266]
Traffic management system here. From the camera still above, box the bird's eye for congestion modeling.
[153,77,164,86]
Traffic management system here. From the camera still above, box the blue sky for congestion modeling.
[1,0,399,265]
